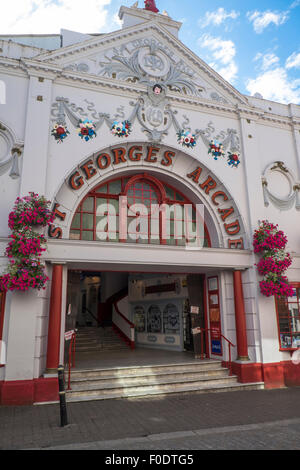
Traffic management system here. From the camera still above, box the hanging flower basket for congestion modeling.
[259,274,294,298]
[256,252,292,276]
[0,193,53,292]
[253,221,288,253]
[78,119,97,141]
[177,130,197,149]
[111,120,132,138]
[208,140,225,160]
[227,152,240,168]
[8,193,55,230]
[0,260,48,292]
[6,231,47,258]
[51,123,70,143]
[253,221,292,298]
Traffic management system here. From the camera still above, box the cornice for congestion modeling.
[19,58,62,79]
[0,53,298,129]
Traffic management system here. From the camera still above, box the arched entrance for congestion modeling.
[45,144,251,390]
[65,169,212,360]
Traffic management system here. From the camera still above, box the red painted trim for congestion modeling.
[233,271,249,359]
[0,291,6,367]
[0,377,59,406]
[112,322,134,350]
[34,377,59,403]
[114,302,134,328]
[46,265,63,371]
[202,275,210,359]
[229,360,300,389]
[0,291,6,341]
[230,361,264,384]
[275,282,300,351]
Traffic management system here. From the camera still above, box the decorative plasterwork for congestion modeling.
[33,21,248,106]
[51,91,241,152]
[262,161,300,211]
[0,123,23,179]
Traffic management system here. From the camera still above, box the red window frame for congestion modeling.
[0,291,6,366]
[275,282,300,351]
[70,173,211,247]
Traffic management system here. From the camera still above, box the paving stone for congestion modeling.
[0,387,300,449]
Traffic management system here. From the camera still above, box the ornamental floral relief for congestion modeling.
[50,86,242,168]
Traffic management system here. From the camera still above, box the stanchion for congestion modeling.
[57,364,68,427]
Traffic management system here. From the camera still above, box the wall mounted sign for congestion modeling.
[48,144,245,250]
[190,306,199,314]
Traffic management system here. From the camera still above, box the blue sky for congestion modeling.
[1,0,300,104]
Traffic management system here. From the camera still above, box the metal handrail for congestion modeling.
[113,301,135,349]
[83,306,101,326]
[67,332,76,391]
[200,328,236,376]
[113,302,135,328]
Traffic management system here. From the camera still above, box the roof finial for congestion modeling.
[144,0,159,13]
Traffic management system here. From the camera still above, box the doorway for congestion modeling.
[65,269,209,360]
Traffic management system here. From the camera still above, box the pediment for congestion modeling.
[34,20,248,107]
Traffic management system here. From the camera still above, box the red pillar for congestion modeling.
[46,264,63,372]
[233,270,250,361]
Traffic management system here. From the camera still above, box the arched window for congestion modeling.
[70,174,211,247]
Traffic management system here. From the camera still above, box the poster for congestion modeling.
[208,276,222,356]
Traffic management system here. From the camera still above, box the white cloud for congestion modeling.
[200,8,239,27]
[247,10,289,34]
[0,0,113,34]
[286,52,300,69]
[198,34,238,84]
[290,0,300,9]
[246,68,300,104]
[254,52,280,71]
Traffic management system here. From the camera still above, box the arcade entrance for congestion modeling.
[65,270,208,363]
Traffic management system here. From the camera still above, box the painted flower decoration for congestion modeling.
[51,123,70,143]
[111,120,132,138]
[78,119,97,141]
[208,140,225,160]
[227,152,240,168]
[177,130,197,149]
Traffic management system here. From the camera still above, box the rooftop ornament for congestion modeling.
[144,0,159,13]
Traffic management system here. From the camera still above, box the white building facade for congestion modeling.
[0,4,300,405]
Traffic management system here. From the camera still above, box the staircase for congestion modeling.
[66,360,264,403]
[75,327,130,352]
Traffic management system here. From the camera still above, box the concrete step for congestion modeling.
[75,345,129,352]
[69,361,223,379]
[66,381,265,403]
[65,358,266,403]
[74,327,130,352]
[69,368,232,389]
[67,374,239,397]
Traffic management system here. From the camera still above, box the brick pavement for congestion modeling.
[40,418,300,450]
[0,387,300,450]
